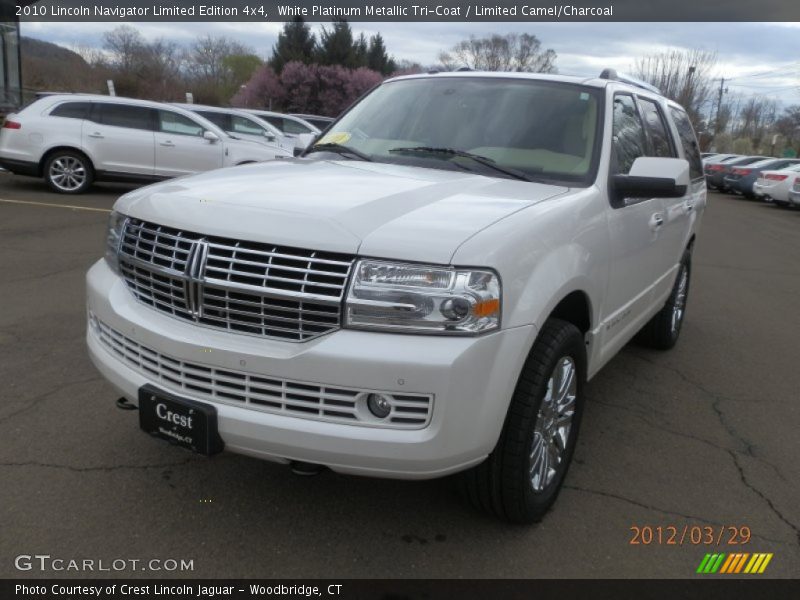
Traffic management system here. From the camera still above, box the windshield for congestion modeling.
[313,76,602,185]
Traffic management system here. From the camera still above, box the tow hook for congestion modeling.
[116,397,137,411]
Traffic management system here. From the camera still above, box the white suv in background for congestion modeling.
[173,103,296,156]
[243,109,320,154]
[0,94,292,194]
[87,71,705,522]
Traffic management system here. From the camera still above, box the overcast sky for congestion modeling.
[21,21,800,106]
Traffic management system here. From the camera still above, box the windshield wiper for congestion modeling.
[388,146,533,182]
[305,143,372,162]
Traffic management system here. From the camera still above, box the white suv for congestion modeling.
[243,109,320,154]
[0,95,292,194]
[87,71,705,522]
[173,103,296,156]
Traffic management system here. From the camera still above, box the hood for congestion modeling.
[115,160,569,264]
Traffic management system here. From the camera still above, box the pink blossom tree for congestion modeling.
[230,60,385,117]
[230,65,284,109]
[279,61,320,113]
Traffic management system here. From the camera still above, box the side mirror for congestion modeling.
[263,132,276,142]
[203,130,219,143]
[612,157,690,200]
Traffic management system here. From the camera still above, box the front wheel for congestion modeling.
[44,150,93,194]
[460,318,587,523]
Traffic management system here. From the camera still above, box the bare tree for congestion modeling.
[103,25,147,74]
[185,35,255,104]
[633,48,716,127]
[439,33,556,73]
[734,96,779,149]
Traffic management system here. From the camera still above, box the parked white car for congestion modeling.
[753,164,800,205]
[788,178,800,208]
[243,109,319,153]
[0,94,292,193]
[87,71,705,522]
[173,103,295,155]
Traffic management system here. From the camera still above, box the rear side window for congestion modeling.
[197,111,230,131]
[96,104,154,131]
[263,115,285,132]
[638,98,675,158]
[158,111,204,137]
[50,102,91,120]
[231,115,264,136]
[668,108,703,180]
[283,118,312,135]
[611,94,647,175]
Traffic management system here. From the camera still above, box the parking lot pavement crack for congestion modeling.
[0,376,102,427]
[0,457,199,473]
[725,449,800,548]
[629,352,757,453]
[563,484,795,547]
[592,397,736,454]
[628,352,800,546]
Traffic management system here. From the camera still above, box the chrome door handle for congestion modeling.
[650,213,665,230]
[87,132,104,139]
[685,200,695,212]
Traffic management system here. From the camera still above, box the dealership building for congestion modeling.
[0,5,22,116]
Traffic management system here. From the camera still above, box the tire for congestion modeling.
[43,150,93,194]
[636,250,691,350]
[460,318,587,523]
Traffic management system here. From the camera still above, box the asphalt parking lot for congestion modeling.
[1,173,799,579]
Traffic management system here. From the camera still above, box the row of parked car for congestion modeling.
[702,152,800,208]
[0,93,334,194]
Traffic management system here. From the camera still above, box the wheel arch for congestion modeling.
[39,146,95,177]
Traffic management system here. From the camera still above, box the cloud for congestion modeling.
[21,20,799,103]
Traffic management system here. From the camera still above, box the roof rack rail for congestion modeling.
[599,68,662,95]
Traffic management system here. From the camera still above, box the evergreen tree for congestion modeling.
[316,18,355,67]
[366,34,396,76]
[353,33,368,68]
[270,17,316,73]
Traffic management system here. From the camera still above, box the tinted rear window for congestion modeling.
[197,110,230,130]
[638,98,675,158]
[668,107,703,180]
[50,102,91,120]
[96,104,154,131]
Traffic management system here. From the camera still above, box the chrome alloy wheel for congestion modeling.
[49,156,87,192]
[529,355,577,492]
[671,266,689,335]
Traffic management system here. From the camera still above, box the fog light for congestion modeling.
[367,393,392,419]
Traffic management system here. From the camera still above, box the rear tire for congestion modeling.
[460,318,587,523]
[636,250,691,350]
[43,150,93,194]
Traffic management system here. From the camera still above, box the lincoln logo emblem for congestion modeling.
[184,240,209,319]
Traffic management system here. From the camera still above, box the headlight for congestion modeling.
[344,260,501,335]
[105,211,127,274]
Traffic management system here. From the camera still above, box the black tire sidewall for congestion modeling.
[44,151,93,194]
[502,320,587,522]
[665,253,692,345]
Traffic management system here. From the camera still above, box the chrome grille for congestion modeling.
[93,318,433,429]
[118,219,355,341]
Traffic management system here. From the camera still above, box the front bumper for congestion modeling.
[86,260,536,479]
